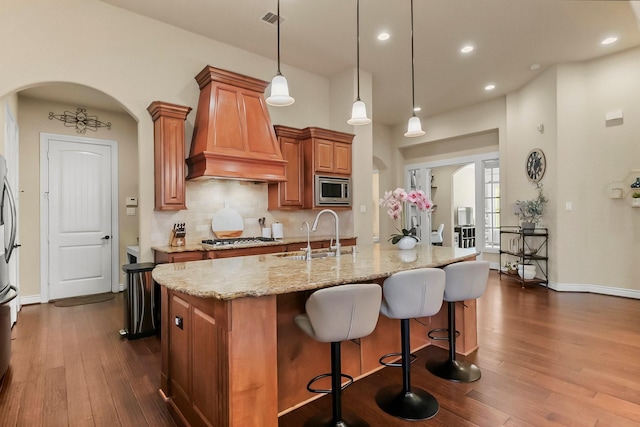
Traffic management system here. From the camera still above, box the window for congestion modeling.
[483,160,500,249]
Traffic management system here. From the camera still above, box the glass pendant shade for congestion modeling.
[404,115,425,137]
[347,100,371,125]
[266,74,295,107]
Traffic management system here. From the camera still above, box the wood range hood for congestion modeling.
[186,65,287,182]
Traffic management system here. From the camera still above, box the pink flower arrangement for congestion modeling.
[380,188,433,243]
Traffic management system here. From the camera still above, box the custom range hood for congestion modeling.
[186,66,287,182]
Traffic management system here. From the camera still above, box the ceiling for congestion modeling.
[23,1,640,128]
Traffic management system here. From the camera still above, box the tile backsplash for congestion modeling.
[151,179,354,245]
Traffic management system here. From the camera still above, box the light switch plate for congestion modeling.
[127,207,136,216]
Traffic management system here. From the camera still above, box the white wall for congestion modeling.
[0,0,359,276]
[554,48,640,293]
[0,94,19,155]
[0,0,371,300]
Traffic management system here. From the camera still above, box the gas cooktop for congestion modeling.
[201,237,277,249]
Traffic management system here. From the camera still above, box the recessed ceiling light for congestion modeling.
[485,84,496,91]
[378,32,390,41]
[460,45,474,54]
[413,106,421,112]
[601,36,618,45]
[530,63,541,71]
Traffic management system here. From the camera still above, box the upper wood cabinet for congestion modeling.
[148,101,192,211]
[309,128,353,176]
[268,126,305,210]
[269,126,353,210]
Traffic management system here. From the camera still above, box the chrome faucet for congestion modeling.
[311,209,341,257]
[300,221,312,261]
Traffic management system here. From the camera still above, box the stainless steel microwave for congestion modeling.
[315,175,351,206]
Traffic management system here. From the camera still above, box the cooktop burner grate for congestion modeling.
[202,237,277,247]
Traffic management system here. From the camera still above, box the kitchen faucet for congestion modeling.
[311,209,341,257]
[300,221,312,261]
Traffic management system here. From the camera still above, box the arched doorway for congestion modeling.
[6,82,139,303]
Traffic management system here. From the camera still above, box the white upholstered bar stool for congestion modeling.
[427,260,490,382]
[375,268,446,421]
[295,284,382,427]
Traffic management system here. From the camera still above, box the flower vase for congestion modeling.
[521,222,535,234]
[397,236,417,250]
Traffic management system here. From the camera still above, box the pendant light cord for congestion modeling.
[356,0,361,101]
[410,0,416,117]
[276,0,282,75]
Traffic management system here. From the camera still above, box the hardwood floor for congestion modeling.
[1,271,640,426]
[0,294,175,427]
[280,272,640,426]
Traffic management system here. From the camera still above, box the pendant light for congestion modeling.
[266,0,295,107]
[404,0,425,137]
[347,0,371,125]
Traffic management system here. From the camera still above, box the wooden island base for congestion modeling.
[159,283,477,427]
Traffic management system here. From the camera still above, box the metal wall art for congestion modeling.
[49,108,111,134]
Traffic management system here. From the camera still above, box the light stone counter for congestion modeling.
[152,243,478,300]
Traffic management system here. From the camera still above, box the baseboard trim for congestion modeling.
[549,281,640,299]
[491,267,640,300]
[20,295,43,305]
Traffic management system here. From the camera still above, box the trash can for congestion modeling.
[120,263,158,340]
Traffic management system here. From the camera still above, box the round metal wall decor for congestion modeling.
[526,148,546,182]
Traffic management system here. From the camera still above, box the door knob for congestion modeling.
[101,235,110,240]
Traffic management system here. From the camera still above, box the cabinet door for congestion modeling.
[333,142,352,175]
[191,307,218,424]
[280,137,304,206]
[314,139,334,173]
[169,294,191,406]
[270,136,304,208]
[148,102,192,211]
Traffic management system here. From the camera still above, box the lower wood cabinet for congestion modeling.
[154,251,207,264]
[161,287,278,427]
[154,238,357,264]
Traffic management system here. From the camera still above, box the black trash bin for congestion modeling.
[120,263,158,339]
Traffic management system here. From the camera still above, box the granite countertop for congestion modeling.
[151,235,356,254]
[152,243,478,300]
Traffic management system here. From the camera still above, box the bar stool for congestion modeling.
[375,268,445,421]
[427,260,490,382]
[295,284,382,427]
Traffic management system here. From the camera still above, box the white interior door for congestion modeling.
[47,138,113,300]
[5,104,19,324]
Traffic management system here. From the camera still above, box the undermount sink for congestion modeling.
[275,247,353,260]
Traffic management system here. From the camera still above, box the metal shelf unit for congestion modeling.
[499,226,549,288]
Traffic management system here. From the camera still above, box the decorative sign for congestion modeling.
[49,108,111,134]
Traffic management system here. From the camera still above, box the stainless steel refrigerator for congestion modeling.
[0,154,18,380]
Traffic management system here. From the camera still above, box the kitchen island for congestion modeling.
[152,243,478,427]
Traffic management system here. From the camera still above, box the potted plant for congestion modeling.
[514,184,548,233]
[379,187,434,249]
[632,192,640,207]
[503,261,518,275]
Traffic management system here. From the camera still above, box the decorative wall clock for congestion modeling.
[526,148,546,182]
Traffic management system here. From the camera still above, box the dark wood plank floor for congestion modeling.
[0,293,175,427]
[2,271,640,426]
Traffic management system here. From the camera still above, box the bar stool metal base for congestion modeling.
[302,414,369,427]
[426,358,481,382]
[375,385,439,421]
